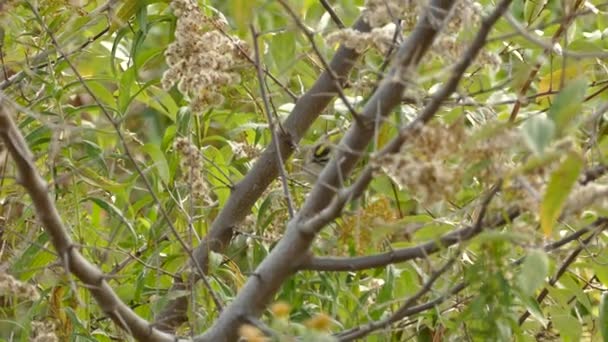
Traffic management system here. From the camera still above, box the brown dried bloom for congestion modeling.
[446,0,483,33]
[174,137,211,203]
[0,272,40,301]
[433,36,501,69]
[31,320,58,342]
[363,0,419,28]
[326,23,398,54]
[373,123,513,204]
[339,197,398,254]
[430,1,501,69]
[162,0,248,112]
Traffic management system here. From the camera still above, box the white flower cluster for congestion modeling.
[174,137,211,202]
[363,0,419,28]
[0,272,39,301]
[161,0,248,112]
[326,23,398,54]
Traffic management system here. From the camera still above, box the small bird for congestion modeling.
[303,142,333,183]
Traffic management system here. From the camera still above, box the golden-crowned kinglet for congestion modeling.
[302,142,332,183]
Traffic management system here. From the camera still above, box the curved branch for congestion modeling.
[154,16,373,331]
[196,1,458,340]
[0,103,178,342]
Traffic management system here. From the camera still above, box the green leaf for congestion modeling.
[551,313,581,342]
[10,233,52,280]
[517,249,548,296]
[518,292,548,327]
[547,78,587,135]
[86,81,116,107]
[521,115,555,155]
[540,152,583,236]
[524,0,547,24]
[142,143,171,183]
[118,66,137,113]
[600,292,608,342]
[84,197,138,242]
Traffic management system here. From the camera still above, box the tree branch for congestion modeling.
[518,223,606,324]
[301,202,518,272]
[195,1,458,340]
[0,102,179,342]
[154,16,372,331]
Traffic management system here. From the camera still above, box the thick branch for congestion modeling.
[154,17,372,331]
[195,1,457,340]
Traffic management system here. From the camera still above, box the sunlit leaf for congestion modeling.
[142,143,171,183]
[537,65,585,104]
[600,292,608,342]
[517,249,549,296]
[540,152,583,236]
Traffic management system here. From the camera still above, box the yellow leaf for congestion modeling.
[537,64,586,104]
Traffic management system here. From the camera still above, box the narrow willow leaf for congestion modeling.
[118,66,136,114]
[518,249,549,296]
[540,152,583,236]
[142,143,171,184]
[84,197,137,242]
[600,292,608,342]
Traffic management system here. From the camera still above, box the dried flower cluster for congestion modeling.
[0,272,40,301]
[174,137,211,202]
[31,320,58,342]
[433,1,501,68]
[228,140,260,160]
[373,123,513,203]
[162,0,248,112]
[433,35,502,69]
[363,0,419,28]
[326,23,398,54]
[338,197,397,254]
[446,0,484,33]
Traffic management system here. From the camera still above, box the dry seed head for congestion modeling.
[373,123,513,204]
[363,0,420,28]
[174,137,211,203]
[162,0,249,112]
[0,272,40,301]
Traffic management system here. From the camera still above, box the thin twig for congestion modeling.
[319,0,345,28]
[251,25,295,218]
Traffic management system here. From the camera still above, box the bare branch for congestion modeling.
[319,0,345,29]
[251,25,295,218]
[503,12,608,59]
